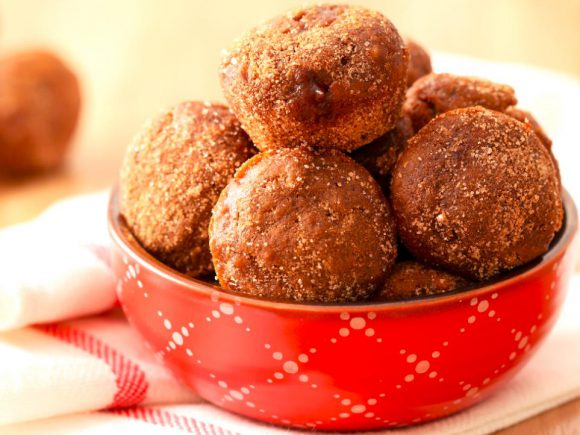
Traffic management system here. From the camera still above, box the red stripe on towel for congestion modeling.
[106,406,239,435]
[36,323,148,408]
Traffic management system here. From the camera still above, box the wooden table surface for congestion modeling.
[0,0,579,432]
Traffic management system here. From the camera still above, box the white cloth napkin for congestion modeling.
[0,192,116,330]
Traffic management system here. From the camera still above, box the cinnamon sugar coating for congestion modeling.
[120,101,256,277]
[220,4,408,152]
[351,115,413,191]
[0,50,81,174]
[405,39,432,87]
[403,73,517,131]
[505,106,552,150]
[391,107,562,280]
[373,261,470,301]
[209,147,398,303]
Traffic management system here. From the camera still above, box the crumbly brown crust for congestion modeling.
[351,115,414,191]
[405,39,432,87]
[403,73,517,131]
[391,107,562,280]
[373,261,470,301]
[0,50,81,175]
[505,106,552,150]
[220,4,408,152]
[120,101,256,277]
[209,147,398,303]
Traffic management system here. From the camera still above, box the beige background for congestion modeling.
[1,0,580,225]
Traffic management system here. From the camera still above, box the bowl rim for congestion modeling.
[108,187,577,313]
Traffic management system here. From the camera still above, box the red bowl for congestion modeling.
[109,189,577,431]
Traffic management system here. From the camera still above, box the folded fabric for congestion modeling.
[0,310,198,426]
[0,191,116,330]
[1,281,579,434]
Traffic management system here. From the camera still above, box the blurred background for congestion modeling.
[1,0,580,225]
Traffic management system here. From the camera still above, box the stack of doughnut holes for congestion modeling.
[120,4,563,304]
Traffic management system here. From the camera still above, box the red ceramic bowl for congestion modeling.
[109,189,577,431]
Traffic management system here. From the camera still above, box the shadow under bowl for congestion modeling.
[109,188,577,431]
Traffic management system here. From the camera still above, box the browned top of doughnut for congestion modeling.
[405,39,432,87]
[0,50,81,174]
[209,147,398,303]
[120,101,256,277]
[220,4,408,151]
[391,107,562,280]
[373,261,470,301]
[403,73,517,131]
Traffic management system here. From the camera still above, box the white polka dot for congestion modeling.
[246,401,255,408]
[241,387,250,394]
[129,265,136,278]
[396,385,402,389]
[530,325,537,333]
[181,327,189,337]
[188,322,194,328]
[376,338,382,343]
[477,300,489,313]
[404,374,414,382]
[172,332,183,346]
[298,354,309,363]
[311,384,318,388]
[224,395,233,401]
[219,303,234,315]
[509,352,517,360]
[400,349,406,354]
[416,360,430,374]
[309,348,317,353]
[483,378,490,385]
[460,328,466,333]
[137,280,143,288]
[218,381,228,388]
[365,412,375,418]
[406,354,417,363]
[274,372,284,379]
[333,394,340,399]
[488,310,496,318]
[264,343,271,349]
[518,336,528,349]
[267,379,273,383]
[212,310,220,318]
[339,413,350,419]
[365,328,375,337]
[272,352,283,360]
[143,292,148,298]
[468,315,476,324]
[443,341,449,346]
[163,319,172,330]
[169,341,176,349]
[367,398,377,405]
[340,312,350,320]
[209,374,216,379]
[330,338,337,343]
[299,374,309,383]
[351,405,366,414]
[341,398,351,406]
[432,351,440,358]
[429,371,437,378]
[462,384,471,391]
[206,317,211,322]
[186,348,193,357]
[339,328,350,337]
[157,311,163,317]
[234,316,243,324]
[350,317,366,329]
[491,293,498,299]
[515,331,522,341]
[368,312,377,320]
[283,361,299,374]
[466,387,479,397]
[470,297,478,306]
